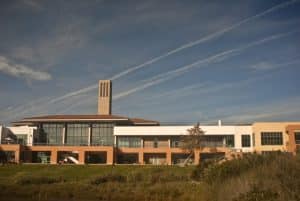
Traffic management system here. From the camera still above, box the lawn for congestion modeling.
[0,153,299,201]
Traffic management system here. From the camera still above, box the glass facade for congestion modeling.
[200,135,235,147]
[261,132,283,145]
[117,136,141,148]
[91,123,114,146]
[65,124,89,146]
[40,124,64,145]
[241,135,251,147]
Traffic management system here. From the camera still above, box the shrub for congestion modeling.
[16,176,65,185]
[90,173,126,185]
[232,185,278,201]
[192,152,284,183]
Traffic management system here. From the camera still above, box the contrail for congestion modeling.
[112,30,299,100]
[110,0,299,80]
[45,0,299,104]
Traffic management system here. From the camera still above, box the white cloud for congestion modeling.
[0,56,51,81]
[250,59,300,71]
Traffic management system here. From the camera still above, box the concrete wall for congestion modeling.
[252,122,300,152]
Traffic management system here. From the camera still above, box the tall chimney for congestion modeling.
[98,80,112,115]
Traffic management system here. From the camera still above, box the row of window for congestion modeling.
[38,123,114,146]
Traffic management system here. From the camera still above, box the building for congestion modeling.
[0,80,299,165]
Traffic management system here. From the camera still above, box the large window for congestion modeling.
[200,135,235,147]
[295,132,300,144]
[66,124,89,146]
[41,124,64,145]
[91,123,114,146]
[117,137,141,148]
[241,135,251,147]
[261,132,283,145]
[15,134,28,145]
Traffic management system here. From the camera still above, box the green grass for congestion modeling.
[0,153,299,201]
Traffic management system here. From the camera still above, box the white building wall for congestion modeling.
[234,126,253,152]
[114,125,252,151]
[114,125,238,136]
[7,126,36,146]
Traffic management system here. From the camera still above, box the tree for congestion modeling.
[180,122,205,166]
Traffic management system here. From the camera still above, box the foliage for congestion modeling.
[180,122,205,153]
[232,185,279,201]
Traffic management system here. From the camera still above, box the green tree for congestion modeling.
[180,123,205,166]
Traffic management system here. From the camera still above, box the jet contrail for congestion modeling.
[112,30,299,100]
[45,0,299,104]
[110,0,299,81]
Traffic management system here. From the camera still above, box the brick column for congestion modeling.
[50,150,57,164]
[78,151,85,164]
[107,149,114,165]
[194,150,200,165]
[138,151,144,165]
[166,151,172,165]
[15,150,20,163]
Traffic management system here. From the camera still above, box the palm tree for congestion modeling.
[180,123,205,166]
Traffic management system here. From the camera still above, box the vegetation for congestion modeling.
[180,122,205,165]
[0,152,299,201]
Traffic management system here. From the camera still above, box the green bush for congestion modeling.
[16,176,66,185]
[192,152,284,183]
[232,185,278,201]
[90,173,126,185]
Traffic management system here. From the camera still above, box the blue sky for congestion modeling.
[0,0,299,124]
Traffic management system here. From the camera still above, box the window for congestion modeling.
[153,138,158,148]
[66,124,89,146]
[261,132,283,145]
[117,137,141,148]
[15,134,27,145]
[241,135,251,147]
[295,132,300,144]
[171,137,181,148]
[91,123,114,146]
[41,124,64,145]
[199,135,235,147]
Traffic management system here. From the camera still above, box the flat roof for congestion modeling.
[11,114,159,126]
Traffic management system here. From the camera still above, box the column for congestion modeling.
[50,150,57,164]
[107,149,114,165]
[166,151,172,165]
[194,150,200,165]
[88,126,91,146]
[15,150,20,163]
[62,125,66,145]
[138,151,144,165]
[78,151,85,164]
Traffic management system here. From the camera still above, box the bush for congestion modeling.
[192,152,284,183]
[90,173,126,185]
[16,176,66,185]
[232,185,278,201]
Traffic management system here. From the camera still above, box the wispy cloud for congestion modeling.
[250,59,300,71]
[114,30,299,99]
[220,96,300,123]
[0,56,51,81]
[110,0,299,81]
[42,0,299,104]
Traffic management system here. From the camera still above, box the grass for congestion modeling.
[0,152,299,201]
